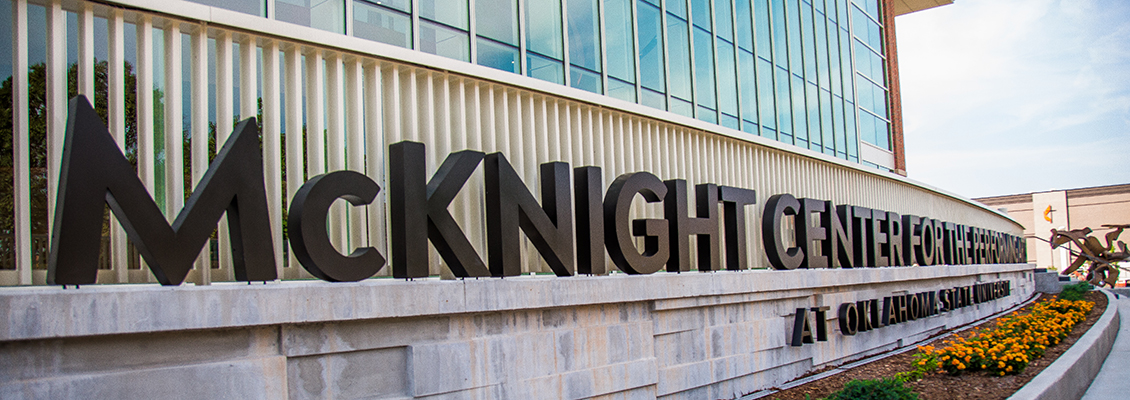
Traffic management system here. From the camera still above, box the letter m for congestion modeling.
[48,96,277,285]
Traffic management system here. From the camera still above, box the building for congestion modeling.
[0,1,1036,399]
[975,183,1130,273]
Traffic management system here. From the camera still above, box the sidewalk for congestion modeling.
[1080,291,1130,400]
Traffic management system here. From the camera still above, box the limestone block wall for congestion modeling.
[0,264,1035,399]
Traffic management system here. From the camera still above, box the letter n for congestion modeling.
[48,96,276,285]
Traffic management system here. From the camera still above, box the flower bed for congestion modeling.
[765,290,1107,400]
[925,299,1093,376]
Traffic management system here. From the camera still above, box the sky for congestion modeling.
[896,0,1130,199]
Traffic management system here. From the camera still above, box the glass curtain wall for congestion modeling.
[851,0,889,153]
[187,0,888,165]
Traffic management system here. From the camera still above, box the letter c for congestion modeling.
[288,171,385,282]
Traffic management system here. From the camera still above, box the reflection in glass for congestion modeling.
[570,65,602,93]
[526,0,563,59]
[568,0,601,72]
[736,0,754,51]
[715,0,733,41]
[846,101,858,159]
[806,82,820,149]
[698,106,718,124]
[757,58,777,130]
[420,20,469,62]
[739,50,758,126]
[420,0,468,29]
[693,29,716,110]
[755,0,773,60]
[605,0,635,83]
[821,90,835,154]
[667,15,693,101]
[276,0,345,34]
[691,0,711,30]
[477,0,518,45]
[477,38,520,73]
[775,67,792,136]
[716,39,738,116]
[771,0,789,68]
[354,1,411,48]
[642,88,666,110]
[187,0,264,16]
[637,1,665,92]
[671,97,694,118]
[527,52,564,84]
[801,2,817,82]
[608,77,637,102]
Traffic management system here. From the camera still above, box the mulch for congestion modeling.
[765,290,1109,400]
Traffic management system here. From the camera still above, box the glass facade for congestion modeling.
[191,0,892,165]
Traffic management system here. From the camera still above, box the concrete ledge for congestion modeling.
[1008,290,1119,400]
[0,264,1035,341]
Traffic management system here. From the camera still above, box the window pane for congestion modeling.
[526,0,563,59]
[420,0,468,29]
[478,38,520,72]
[791,74,807,145]
[717,39,738,115]
[771,0,789,68]
[742,120,758,134]
[668,0,688,19]
[571,65,603,93]
[837,0,849,24]
[775,67,792,135]
[762,126,777,140]
[693,28,716,110]
[801,1,817,82]
[698,106,718,124]
[834,96,846,156]
[691,0,712,30]
[605,0,636,82]
[757,58,777,129]
[568,0,601,71]
[188,0,263,16]
[786,0,803,72]
[874,85,887,118]
[642,88,667,110]
[840,28,852,97]
[816,11,830,90]
[354,2,412,48]
[875,118,889,150]
[846,101,858,158]
[856,73,872,110]
[477,0,518,45]
[277,0,345,34]
[671,97,694,117]
[806,82,820,149]
[721,113,740,130]
[527,52,564,84]
[827,21,841,94]
[739,50,758,124]
[608,77,637,102]
[421,20,470,62]
[715,0,734,40]
[859,109,874,145]
[755,0,773,60]
[638,1,666,92]
[821,89,834,153]
[825,0,837,23]
[667,16,693,100]
[736,0,754,51]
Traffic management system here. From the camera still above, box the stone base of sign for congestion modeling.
[0,264,1035,399]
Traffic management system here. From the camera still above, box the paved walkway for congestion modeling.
[1081,291,1130,400]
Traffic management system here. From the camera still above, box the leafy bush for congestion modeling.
[895,349,940,382]
[1059,282,1093,301]
[824,378,918,400]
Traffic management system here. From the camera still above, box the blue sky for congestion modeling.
[896,0,1130,198]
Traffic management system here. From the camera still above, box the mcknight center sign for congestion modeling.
[48,97,1026,286]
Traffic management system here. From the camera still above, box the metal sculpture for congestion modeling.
[1050,224,1130,287]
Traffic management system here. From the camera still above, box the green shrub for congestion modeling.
[1059,282,1093,301]
[825,378,918,400]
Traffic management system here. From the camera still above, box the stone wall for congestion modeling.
[0,264,1035,399]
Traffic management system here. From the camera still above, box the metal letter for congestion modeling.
[871,211,889,267]
[839,303,858,336]
[798,199,828,269]
[719,186,758,270]
[485,154,575,277]
[664,180,719,272]
[575,167,605,275]
[791,308,814,346]
[49,96,275,285]
[288,171,384,282]
[604,172,669,274]
[852,206,872,268]
[763,194,803,270]
[888,212,904,267]
[389,141,488,278]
